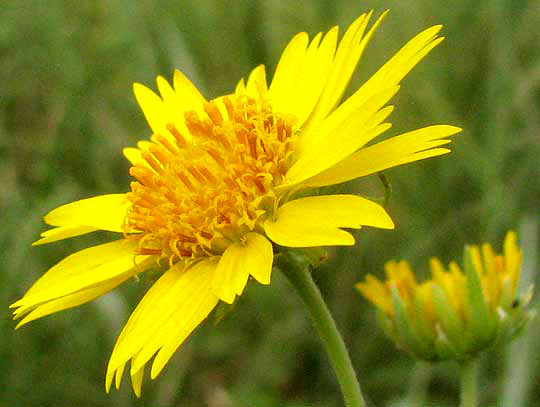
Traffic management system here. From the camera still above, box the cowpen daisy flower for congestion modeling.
[356,231,534,361]
[11,11,461,395]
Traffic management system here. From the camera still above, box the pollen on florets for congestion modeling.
[125,95,298,263]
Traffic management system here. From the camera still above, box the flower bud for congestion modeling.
[356,231,534,361]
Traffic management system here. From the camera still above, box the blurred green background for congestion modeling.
[2,0,539,406]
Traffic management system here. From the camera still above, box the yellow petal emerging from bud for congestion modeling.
[356,231,534,361]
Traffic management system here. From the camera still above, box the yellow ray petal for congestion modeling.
[210,95,233,121]
[106,259,219,390]
[245,65,268,100]
[212,232,274,303]
[244,234,274,285]
[15,273,129,328]
[481,243,501,308]
[335,25,443,128]
[114,362,126,391]
[268,226,355,247]
[503,230,522,292]
[156,73,205,141]
[350,25,444,112]
[134,260,220,376]
[137,140,153,151]
[154,75,190,143]
[131,366,144,398]
[264,194,393,247]
[269,32,309,109]
[40,194,131,241]
[123,142,157,171]
[301,125,461,188]
[288,27,338,126]
[33,225,99,246]
[269,26,340,127]
[235,77,247,94]
[130,263,217,369]
[151,283,219,379]
[16,239,139,300]
[133,83,171,137]
[11,240,145,316]
[285,86,398,185]
[108,264,190,374]
[303,11,387,132]
[292,23,443,170]
[156,74,175,101]
[356,274,393,315]
[134,71,206,141]
[123,147,144,166]
[172,69,207,116]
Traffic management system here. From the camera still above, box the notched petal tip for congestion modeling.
[212,233,273,303]
[131,367,144,398]
[10,296,25,309]
[265,195,395,248]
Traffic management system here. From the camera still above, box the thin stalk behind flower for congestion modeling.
[460,359,479,407]
[278,252,366,407]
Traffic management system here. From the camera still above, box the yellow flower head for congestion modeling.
[356,231,534,361]
[12,12,460,395]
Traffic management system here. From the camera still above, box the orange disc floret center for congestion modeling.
[125,95,297,262]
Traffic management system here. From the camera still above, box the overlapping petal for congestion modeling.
[13,274,130,327]
[283,87,398,186]
[33,225,100,246]
[301,11,386,134]
[245,65,268,101]
[123,140,155,167]
[286,24,446,189]
[11,239,148,322]
[269,26,338,127]
[301,125,461,188]
[106,259,219,396]
[212,232,274,304]
[133,70,207,145]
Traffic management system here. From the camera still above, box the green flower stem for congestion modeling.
[460,359,479,407]
[407,362,431,407]
[279,253,366,407]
